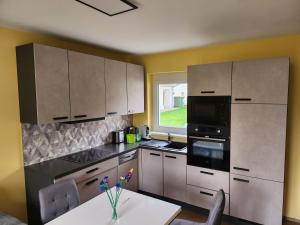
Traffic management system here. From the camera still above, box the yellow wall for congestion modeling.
[132,34,300,220]
[1,24,300,221]
[0,26,131,221]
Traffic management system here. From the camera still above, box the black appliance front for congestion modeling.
[188,96,231,126]
[187,135,230,171]
[187,96,231,172]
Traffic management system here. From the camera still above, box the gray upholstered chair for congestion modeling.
[171,189,225,225]
[38,179,80,224]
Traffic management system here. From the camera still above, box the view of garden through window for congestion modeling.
[158,83,187,128]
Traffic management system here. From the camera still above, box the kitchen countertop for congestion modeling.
[25,140,187,180]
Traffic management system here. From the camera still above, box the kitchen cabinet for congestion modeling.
[187,62,232,96]
[231,104,287,182]
[232,58,289,104]
[230,174,284,225]
[68,51,106,120]
[118,158,138,192]
[126,63,144,114]
[77,167,117,203]
[141,149,163,195]
[186,185,229,215]
[16,43,70,124]
[163,152,186,202]
[187,166,229,194]
[105,59,128,116]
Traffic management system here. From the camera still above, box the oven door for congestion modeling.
[187,136,230,172]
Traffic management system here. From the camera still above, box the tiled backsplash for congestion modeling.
[22,116,131,166]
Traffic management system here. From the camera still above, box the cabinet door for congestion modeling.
[188,62,232,96]
[187,166,229,194]
[34,44,70,123]
[231,104,287,182]
[163,153,186,202]
[141,149,163,195]
[230,175,283,225]
[232,58,289,104]
[118,158,138,192]
[77,167,118,203]
[186,185,230,215]
[105,59,127,116]
[127,63,144,114]
[68,51,105,120]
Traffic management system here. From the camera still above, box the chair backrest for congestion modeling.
[206,189,225,225]
[39,179,80,224]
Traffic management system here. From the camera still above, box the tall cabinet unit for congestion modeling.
[230,58,289,225]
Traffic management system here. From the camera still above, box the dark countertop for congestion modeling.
[25,140,187,180]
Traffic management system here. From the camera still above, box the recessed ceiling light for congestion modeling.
[75,0,138,16]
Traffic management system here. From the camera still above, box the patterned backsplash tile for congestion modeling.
[22,115,131,166]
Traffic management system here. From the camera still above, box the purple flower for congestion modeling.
[103,176,109,184]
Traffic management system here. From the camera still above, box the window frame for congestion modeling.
[152,72,187,135]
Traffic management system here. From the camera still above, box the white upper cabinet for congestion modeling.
[68,51,106,120]
[16,44,70,124]
[188,62,232,96]
[105,59,128,116]
[232,58,289,104]
[126,63,144,114]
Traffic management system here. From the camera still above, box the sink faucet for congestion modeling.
[167,133,172,142]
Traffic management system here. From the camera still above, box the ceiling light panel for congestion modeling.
[75,0,137,16]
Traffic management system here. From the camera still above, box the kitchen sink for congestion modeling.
[163,142,187,150]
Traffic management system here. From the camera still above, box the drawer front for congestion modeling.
[55,157,118,183]
[186,185,229,215]
[77,167,118,203]
[187,166,229,193]
[230,174,283,225]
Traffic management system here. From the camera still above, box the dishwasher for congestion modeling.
[118,150,138,192]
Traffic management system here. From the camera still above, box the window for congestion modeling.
[153,72,187,134]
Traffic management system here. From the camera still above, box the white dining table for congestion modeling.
[45,187,181,225]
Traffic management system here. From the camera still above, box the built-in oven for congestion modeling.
[187,134,230,172]
[187,96,231,172]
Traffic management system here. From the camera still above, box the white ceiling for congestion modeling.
[0,0,300,54]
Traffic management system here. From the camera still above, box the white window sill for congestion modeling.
[150,131,187,139]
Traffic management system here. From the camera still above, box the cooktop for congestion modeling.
[61,147,117,164]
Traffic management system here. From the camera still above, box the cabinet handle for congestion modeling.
[86,168,99,174]
[74,115,87,118]
[150,153,160,157]
[200,191,214,196]
[107,112,117,115]
[165,155,176,159]
[201,91,215,94]
[85,178,98,186]
[234,98,252,101]
[200,171,214,175]
[233,167,250,172]
[233,178,250,183]
[53,116,68,121]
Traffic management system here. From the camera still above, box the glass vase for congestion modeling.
[112,205,118,220]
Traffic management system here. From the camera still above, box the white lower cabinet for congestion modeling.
[163,153,187,202]
[141,149,163,195]
[230,174,284,225]
[186,185,229,215]
[187,166,229,194]
[77,167,118,203]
